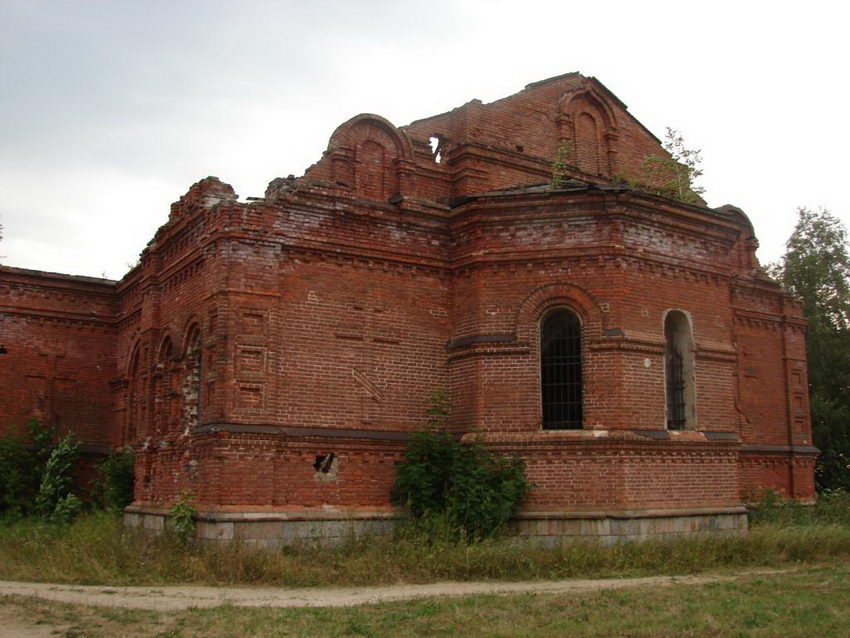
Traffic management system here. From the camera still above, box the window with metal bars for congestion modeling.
[666,340,686,430]
[541,309,583,429]
[665,310,694,430]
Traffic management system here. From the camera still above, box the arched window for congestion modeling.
[541,309,583,429]
[126,345,141,443]
[154,338,173,434]
[665,310,695,430]
[183,325,202,433]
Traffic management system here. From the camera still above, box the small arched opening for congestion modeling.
[664,310,696,430]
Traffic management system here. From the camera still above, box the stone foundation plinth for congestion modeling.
[124,506,397,548]
[511,507,748,546]
[125,505,748,548]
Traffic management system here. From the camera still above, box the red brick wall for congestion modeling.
[0,268,116,448]
[0,72,816,514]
[131,430,406,509]
[402,74,674,198]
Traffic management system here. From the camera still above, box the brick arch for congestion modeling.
[326,114,413,200]
[327,114,413,160]
[180,319,203,357]
[559,87,618,130]
[514,282,606,342]
[125,340,143,443]
[557,87,619,177]
[179,321,203,432]
[156,333,176,362]
[127,340,142,376]
[123,325,142,368]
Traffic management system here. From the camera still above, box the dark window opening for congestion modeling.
[541,309,583,429]
[314,453,336,473]
[665,337,686,430]
[665,310,695,430]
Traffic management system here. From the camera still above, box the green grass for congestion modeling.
[1,491,850,587]
[3,564,850,637]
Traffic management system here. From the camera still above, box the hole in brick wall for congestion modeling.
[313,453,336,473]
[516,145,524,152]
[0,345,7,354]
[429,136,442,163]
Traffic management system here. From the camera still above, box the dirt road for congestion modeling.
[0,568,789,612]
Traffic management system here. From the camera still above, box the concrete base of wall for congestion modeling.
[124,507,397,548]
[124,505,748,548]
[511,507,748,546]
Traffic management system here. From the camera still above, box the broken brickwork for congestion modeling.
[0,73,816,536]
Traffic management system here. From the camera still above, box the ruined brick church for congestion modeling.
[0,73,816,543]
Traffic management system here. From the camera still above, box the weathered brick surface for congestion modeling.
[0,269,116,448]
[0,72,815,521]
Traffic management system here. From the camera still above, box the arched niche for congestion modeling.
[557,88,619,177]
[154,335,177,433]
[181,323,203,433]
[325,114,413,201]
[126,342,143,443]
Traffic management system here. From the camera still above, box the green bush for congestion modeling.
[391,390,531,540]
[749,487,850,527]
[1,420,134,524]
[168,490,196,543]
[97,447,135,511]
[0,434,35,517]
[51,493,84,524]
[0,420,63,519]
[33,432,80,522]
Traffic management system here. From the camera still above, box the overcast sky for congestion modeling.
[1,0,847,279]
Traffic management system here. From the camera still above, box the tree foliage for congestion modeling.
[775,207,850,330]
[772,207,850,490]
[391,389,532,540]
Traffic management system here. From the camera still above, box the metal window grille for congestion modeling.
[666,341,686,430]
[541,310,583,429]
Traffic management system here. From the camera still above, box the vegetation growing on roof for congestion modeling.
[623,127,706,204]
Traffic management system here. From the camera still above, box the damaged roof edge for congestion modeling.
[0,265,118,286]
[523,71,582,90]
